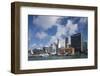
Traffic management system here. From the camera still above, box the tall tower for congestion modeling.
[65,37,68,48]
[56,39,59,53]
[57,39,59,48]
[71,33,83,52]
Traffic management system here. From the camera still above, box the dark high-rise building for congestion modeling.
[56,39,59,54]
[65,37,68,48]
[71,33,83,52]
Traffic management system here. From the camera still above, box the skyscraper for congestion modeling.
[65,37,68,48]
[71,33,83,52]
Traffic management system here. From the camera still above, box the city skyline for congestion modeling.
[28,15,88,50]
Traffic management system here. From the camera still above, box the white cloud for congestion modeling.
[28,43,37,50]
[35,31,47,39]
[56,24,66,38]
[33,16,60,30]
[49,36,57,44]
[33,17,78,48]
[79,17,87,24]
[31,43,44,49]
[55,20,78,39]
[48,24,66,45]
[48,20,78,46]
[31,44,37,49]
[65,20,78,36]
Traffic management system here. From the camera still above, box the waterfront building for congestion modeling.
[71,33,83,52]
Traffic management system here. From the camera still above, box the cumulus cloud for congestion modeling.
[48,19,78,45]
[33,16,60,30]
[79,17,87,24]
[56,24,66,38]
[49,36,57,44]
[48,24,66,45]
[31,16,80,49]
[35,31,47,39]
[65,20,78,36]
[56,20,78,39]
[31,43,44,49]
[31,44,37,49]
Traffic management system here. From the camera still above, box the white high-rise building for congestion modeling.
[58,39,65,48]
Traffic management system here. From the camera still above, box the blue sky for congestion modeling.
[28,15,88,49]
